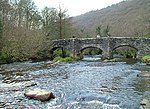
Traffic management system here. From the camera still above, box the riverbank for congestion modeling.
[142,55,150,64]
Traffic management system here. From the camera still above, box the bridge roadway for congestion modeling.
[50,37,150,59]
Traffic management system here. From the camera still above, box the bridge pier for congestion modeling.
[102,37,113,60]
[102,51,113,60]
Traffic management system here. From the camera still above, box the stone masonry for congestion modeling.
[50,37,150,59]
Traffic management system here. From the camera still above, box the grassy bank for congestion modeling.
[53,55,81,62]
[142,55,150,63]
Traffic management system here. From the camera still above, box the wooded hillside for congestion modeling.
[72,0,150,38]
[0,0,73,63]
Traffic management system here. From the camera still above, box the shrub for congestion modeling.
[70,55,81,61]
[53,49,63,57]
[53,55,81,62]
[63,57,73,62]
[0,52,12,64]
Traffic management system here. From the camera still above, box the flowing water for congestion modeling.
[0,57,150,109]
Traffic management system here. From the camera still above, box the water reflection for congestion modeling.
[82,55,101,61]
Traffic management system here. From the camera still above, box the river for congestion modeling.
[0,56,150,109]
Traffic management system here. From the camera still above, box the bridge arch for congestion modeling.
[80,46,103,56]
[50,46,72,58]
[112,44,138,58]
[50,46,64,54]
[80,44,106,52]
[80,46,103,53]
[112,44,138,52]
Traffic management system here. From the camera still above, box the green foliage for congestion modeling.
[53,55,81,62]
[53,56,63,62]
[53,48,70,58]
[53,48,63,57]
[36,48,76,62]
[63,57,73,62]
[52,48,81,62]
[124,49,136,58]
[142,55,150,63]
[63,49,70,57]
[114,47,137,58]
[0,52,12,64]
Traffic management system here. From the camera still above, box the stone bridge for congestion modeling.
[50,37,150,59]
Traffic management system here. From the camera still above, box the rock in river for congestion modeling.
[137,72,150,78]
[139,99,150,109]
[24,81,37,87]
[24,89,55,101]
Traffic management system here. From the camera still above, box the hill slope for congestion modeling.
[71,0,150,38]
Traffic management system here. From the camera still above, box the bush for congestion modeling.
[142,55,150,63]
[53,48,63,57]
[36,50,53,61]
[63,57,73,62]
[0,52,12,64]
[53,56,63,62]
[63,50,70,57]
[70,55,81,61]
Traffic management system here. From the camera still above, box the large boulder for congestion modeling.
[24,89,55,101]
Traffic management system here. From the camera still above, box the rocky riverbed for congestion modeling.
[0,58,150,109]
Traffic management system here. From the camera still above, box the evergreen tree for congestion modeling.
[103,25,110,37]
[96,25,102,37]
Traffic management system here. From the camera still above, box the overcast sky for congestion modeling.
[33,0,124,17]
